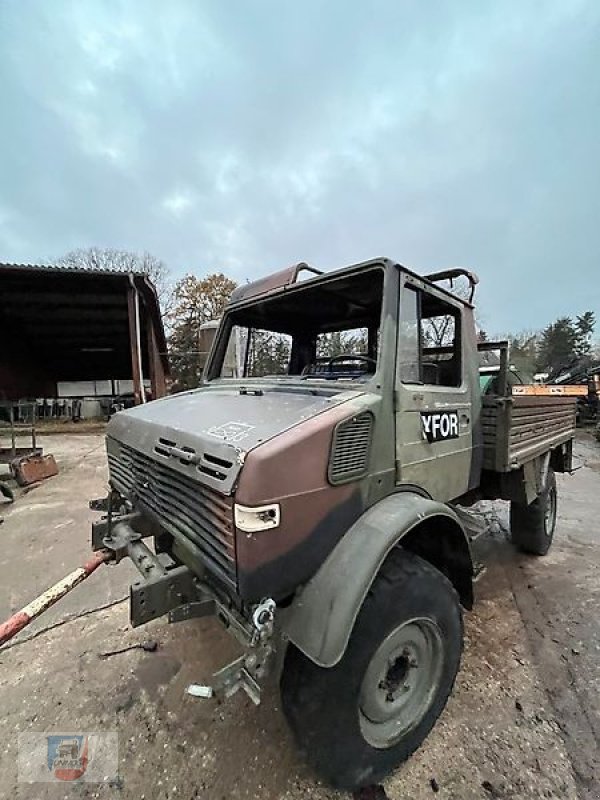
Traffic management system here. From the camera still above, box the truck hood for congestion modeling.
[106,384,360,495]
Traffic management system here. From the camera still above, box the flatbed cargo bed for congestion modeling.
[482,394,576,472]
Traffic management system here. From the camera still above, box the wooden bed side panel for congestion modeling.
[481,395,576,472]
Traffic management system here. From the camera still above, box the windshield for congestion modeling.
[211,268,384,382]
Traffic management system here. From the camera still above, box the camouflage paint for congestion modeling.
[103,256,575,623]
[235,401,368,601]
[106,382,356,495]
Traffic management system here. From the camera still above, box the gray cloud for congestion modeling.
[1,0,599,332]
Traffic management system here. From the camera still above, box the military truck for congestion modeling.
[92,259,575,790]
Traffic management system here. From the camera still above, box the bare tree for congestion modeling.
[167,272,238,389]
[55,247,172,313]
[422,278,474,348]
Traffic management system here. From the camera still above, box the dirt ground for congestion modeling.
[0,431,599,800]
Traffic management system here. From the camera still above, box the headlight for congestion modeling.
[234,503,281,533]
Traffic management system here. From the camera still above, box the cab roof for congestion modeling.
[228,258,477,309]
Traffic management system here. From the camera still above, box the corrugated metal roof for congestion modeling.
[0,262,149,278]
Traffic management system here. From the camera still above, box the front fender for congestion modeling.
[281,492,472,668]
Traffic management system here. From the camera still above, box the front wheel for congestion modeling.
[280,550,463,790]
[510,467,557,556]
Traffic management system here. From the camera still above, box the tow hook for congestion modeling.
[187,597,276,706]
[252,597,276,639]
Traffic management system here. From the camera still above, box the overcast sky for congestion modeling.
[1,1,599,333]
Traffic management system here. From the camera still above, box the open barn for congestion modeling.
[0,264,169,418]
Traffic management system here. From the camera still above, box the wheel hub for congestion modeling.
[359,618,444,749]
[378,651,413,700]
[544,485,557,537]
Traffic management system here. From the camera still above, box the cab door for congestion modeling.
[395,274,473,501]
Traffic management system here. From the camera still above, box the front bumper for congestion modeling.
[92,509,241,631]
[91,505,279,704]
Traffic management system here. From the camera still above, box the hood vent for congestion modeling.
[154,437,233,482]
[328,412,374,484]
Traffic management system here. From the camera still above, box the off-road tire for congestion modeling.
[280,550,463,791]
[510,468,557,556]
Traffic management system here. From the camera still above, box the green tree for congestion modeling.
[574,311,596,358]
[536,317,579,374]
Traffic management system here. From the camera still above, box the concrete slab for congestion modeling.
[0,433,137,636]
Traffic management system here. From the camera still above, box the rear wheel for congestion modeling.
[510,467,557,556]
[280,550,463,790]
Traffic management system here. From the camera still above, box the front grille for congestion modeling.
[328,412,374,484]
[108,442,236,587]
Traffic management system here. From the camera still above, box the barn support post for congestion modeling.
[147,322,166,399]
[127,278,145,405]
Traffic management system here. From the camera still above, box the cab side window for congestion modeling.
[398,286,421,383]
[399,285,462,387]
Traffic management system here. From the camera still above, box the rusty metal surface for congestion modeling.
[13,453,58,486]
[228,264,306,305]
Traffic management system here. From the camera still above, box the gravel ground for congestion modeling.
[0,431,598,800]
